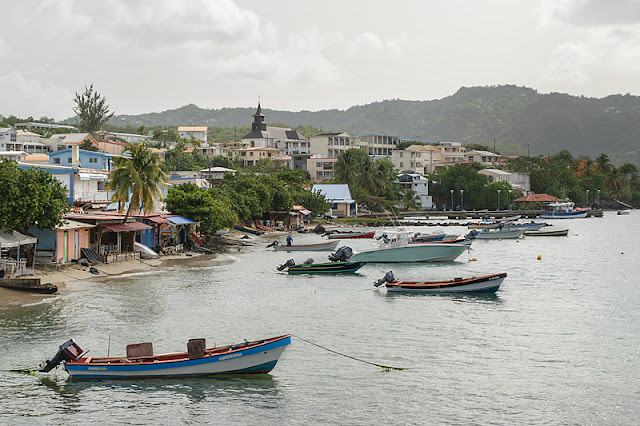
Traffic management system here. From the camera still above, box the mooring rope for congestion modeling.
[292,335,406,371]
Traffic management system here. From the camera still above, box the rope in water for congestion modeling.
[293,335,406,371]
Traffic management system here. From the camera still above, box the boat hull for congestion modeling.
[327,232,375,239]
[475,229,523,239]
[274,241,339,251]
[385,273,506,293]
[233,225,265,235]
[524,229,569,236]
[540,211,588,219]
[286,261,366,274]
[65,335,291,379]
[349,244,467,263]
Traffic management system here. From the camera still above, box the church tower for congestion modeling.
[251,103,267,132]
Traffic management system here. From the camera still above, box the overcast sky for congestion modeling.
[1,0,639,120]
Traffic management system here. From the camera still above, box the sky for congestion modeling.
[1,0,639,121]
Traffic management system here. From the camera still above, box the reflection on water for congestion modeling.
[38,373,282,404]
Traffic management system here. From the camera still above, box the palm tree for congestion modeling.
[108,143,168,221]
[596,153,612,175]
[334,148,368,185]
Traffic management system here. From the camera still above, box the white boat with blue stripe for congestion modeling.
[540,202,589,219]
[39,335,291,379]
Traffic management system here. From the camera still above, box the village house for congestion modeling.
[306,155,337,182]
[397,173,433,209]
[232,146,285,167]
[0,127,17,151]
[465,150,501,167]
[438,141,467,165]
[42,133,98,152]
[312,184,357,217]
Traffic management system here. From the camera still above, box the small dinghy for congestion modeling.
[268,240,339,252]
[374,271,507,293]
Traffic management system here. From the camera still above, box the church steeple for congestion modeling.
[251,102,267,132]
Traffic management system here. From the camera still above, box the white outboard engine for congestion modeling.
[374,271,395,287]
[328,246,353,262]
[39,339,83,372]
[277,259,295,271]
[303,258,314,265]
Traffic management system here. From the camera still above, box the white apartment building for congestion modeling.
[354,134,400,157]
[392,144,443,175]
[0,127,17,151]
[178,126,208,144]
[307,155,338,182]
[465,150,500,167]
[397,173,433,209]
[438,141,466,164]
[309,132,353,157]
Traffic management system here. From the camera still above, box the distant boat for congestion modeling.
[348,232,468,263]
[540,202,589,219]
[271,240,339,252]
[617,210,631,215]
[410,238,473,247]
[234,224,265,235]
[375,272,507,294]
[39,335,291,379]
[215,228,229,235]
[524,229,569,237]
[467,228,523,239]
[277,259,366,274]
[411,231,459,243]
[467,215,521,228]
[326,231,375,239]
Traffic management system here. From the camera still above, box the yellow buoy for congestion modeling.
[537,255,542,260]
[470,258,477,261]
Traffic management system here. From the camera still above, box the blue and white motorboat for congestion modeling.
[541,202,589,219]
[39,335,291,379]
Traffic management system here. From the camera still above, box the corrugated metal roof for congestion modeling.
[166,216,198,225]
[102,222,152,232]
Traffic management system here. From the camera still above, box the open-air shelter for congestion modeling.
[0,228,38,275]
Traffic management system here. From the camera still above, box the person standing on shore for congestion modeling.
[286,235,293,246]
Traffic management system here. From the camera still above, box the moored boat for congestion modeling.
[39,335,291,379]
[277,258,366,274]
[326,231,376,239]
[234,224,265,235]
[617,209,631,215]
[540,202,588,219]
[271,240,339,252]
[374,271,507,293]
[411,231,459,243]
[467,228,523,239]
[348,232,468,263]
[523,229,569,236]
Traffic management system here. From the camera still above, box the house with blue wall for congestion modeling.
[48,148,115,171]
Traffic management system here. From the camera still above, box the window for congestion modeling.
[400,162,403,167]
[53,158,60,164]
[67,158,72,163]
[89,157,97,163]
[399,152,403,158]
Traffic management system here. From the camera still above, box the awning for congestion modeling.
[146,216,169,224]
[58,220,97,230]
[298,209,312,215]
[101,222,152,232]
[79,172,108,181]
[166,216,198,225]
[0,228,38,248]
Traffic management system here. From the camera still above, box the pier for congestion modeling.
[368,209,604,220]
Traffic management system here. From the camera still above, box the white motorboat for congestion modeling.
[349,232,467,263]
[468,228,523,239]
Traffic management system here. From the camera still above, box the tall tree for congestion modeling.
[108,143,167,221]
[73,84,115,135]
[0,160,70,263]
[596,153,612,175]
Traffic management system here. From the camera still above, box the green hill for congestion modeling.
[105,85,640,165]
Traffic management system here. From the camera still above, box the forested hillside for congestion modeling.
[105,85,640,165]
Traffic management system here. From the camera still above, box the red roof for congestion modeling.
[145,216,169,224]
[102,222,152,232]
[514,194,561,202]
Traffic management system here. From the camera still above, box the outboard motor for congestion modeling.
[267,241,279,248]
[374,271,395,287]
[39,339,83,372]
[303,258,314,265]
[464,229,478,239]
[328,246,353,262]
[277,259,295,271]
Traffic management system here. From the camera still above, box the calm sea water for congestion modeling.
[1,212,638,425]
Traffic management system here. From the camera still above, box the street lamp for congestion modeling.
[450,189,454,211]
[597,189,600,207]
[497,189,501,210]
[460,189,464,211]
[508,190,512,210]
[586,189,590,207]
